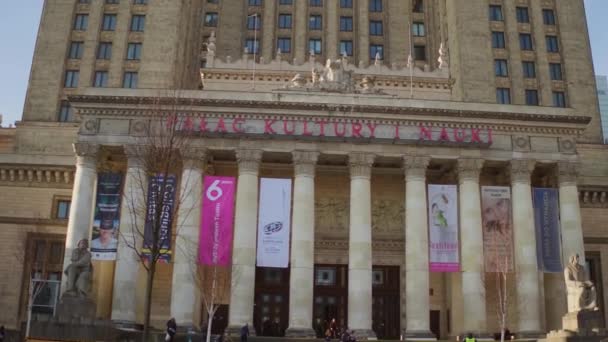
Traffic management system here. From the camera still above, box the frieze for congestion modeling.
[371,199,404,233]
[315,197,349,232]
[314,239,405,252]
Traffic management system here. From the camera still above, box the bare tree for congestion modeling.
[197,264,233,342]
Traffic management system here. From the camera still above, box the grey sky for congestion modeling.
[0,1,607,126]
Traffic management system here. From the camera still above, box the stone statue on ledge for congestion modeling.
[565,253,598,312]
[63,239,93,298]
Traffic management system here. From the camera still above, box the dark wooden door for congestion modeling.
[313,264,348,337]
[253,267,290,336]
[430,310,440,339]
[372,266,400,340]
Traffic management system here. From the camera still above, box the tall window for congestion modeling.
[97,42,112,59]
[492,31,506,49]
[370,44,384,60]
[413,0,423,13]
[496,88,511,104]
[247,15,261,30]
[414,45,426,61]
[73,14,88,30]
[55,200,71,219]
[494,59,508,77]
[489,5,503,21]
[130,15,145,31]
[519,33,533,50]
[549,63,562,80]
[340,16,353,31]
[525,89,539,106]
[340,40,353,56]
[310,0,322,6]
[369,20,383,36]
[123,72,138,88]
[279,0,292,4]
[340,0,352,8]
[58,102,73,122]
[522,61,536,78]
[245,39,259,54]
[516,7,529,23]
[278,14,292,29]
[248,0,261,6]
[553,91,566,107]
[309,38,322,54]
[127,43,142,60]
[93,71,109,87]
[102,14,117,31]
[277,38,291,53]
[369,0,382,12]
[309,15,322,30]
[68,42,84,59]
[546,36,559,52]
[205,12,218,27]
[64,70,79,88]
[543,9,556,25]
[412,22,425,37]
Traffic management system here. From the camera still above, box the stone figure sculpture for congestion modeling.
[64,239,93,298]
[564,254,598,312]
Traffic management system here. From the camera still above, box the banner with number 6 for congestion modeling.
[199,176,236,265]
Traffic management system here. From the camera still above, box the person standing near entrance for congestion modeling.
[165,318,177,342]
[240,323,250,342]
[465,333,477,342]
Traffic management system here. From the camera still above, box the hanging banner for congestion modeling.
[91,173,123,260]
[143,174,177,263]
[533,188,563,273]
[428,184,460,272]
[481,186,514,272]
[199,176,236,265]
[256,178,292,268]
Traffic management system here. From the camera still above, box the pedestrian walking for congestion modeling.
[165,318,177,342]
[240,323,250,342]
[465,332,477,342]
[0,325,5,342]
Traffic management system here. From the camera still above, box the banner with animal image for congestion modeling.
[256,178,292,268]
[91,173,123,260]
[143,174,177,263]
[533,188,563,273]
[428,184,460,272]
[481,186,514,272]
[199,176,236,266]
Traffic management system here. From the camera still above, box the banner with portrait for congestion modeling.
[428,184,460,272]
[199,176,236,266]
[533,188,563,273]
[143,174,177,263]
[481,186,514,272]
[256,178,292,268]
[91,173,123,260]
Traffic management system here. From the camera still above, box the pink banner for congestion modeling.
[199,176,236,265]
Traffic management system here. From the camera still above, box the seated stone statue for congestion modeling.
[63,239,93,298]
[564,254,597,312]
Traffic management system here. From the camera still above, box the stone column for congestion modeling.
[457,158,487,336]
[294,0,308,64]
[347,152,376,339]
[61,143,99,295]
[112,145,145,326]
[286,151,319,337]
[170,148,207,329]
[227,149,263,334]
[403,156,434,340]
[510,159,542,336]
[357,0,370,66]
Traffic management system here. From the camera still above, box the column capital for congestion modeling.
[457,158,484,183]
[180,147,208,170]
[236,149,263,175]
[292,151,319,177]
[510,159,535,184]
[349,153,375,179]
[123,145,146,169]
[73,143,99,169]
[558,161,580,185]
[403,155,430,181]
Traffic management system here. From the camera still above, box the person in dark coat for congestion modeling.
[240,323,250,342]
[0,325,5,342]
[166,318,177,342]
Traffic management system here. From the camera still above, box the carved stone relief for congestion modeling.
[315,197,349,236]
[371,199,404,235]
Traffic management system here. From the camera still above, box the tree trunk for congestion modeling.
[143,261,157,342]
[206,310,214,342]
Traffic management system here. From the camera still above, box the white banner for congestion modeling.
[256,178,292,268]
[428,184,460,272]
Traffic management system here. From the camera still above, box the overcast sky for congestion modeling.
[0,0,607,126]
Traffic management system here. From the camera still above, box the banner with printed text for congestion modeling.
[256,178,292,268]
[199,176,236,265]
[91,173,123,260]
[143,174,176,263]
[428,184,460,272]
[481,186,514,272]
[533,188,563,273]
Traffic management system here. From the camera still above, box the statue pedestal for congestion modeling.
[562,310,603,333]
[56,294,97,324]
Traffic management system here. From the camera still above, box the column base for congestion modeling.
[111,320,143,331]
[403,329,437,341]
[285,327,316,338]
[225,324,257,337]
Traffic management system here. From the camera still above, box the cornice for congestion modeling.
[0,216,68,227]
[0,165,75,188]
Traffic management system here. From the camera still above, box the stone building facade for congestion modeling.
[1,0,608,340]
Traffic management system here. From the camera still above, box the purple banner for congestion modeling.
[143,174,176,263]
[200,176,236,265]
[533,188,563,273]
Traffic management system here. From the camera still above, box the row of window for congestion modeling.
[245,0,424,11]
[496,88,566,107]
[78,0,147,4]
[489,5,556,25]
[68,41,142,61]
[494,60,563,80]
[491,31,560,53]
[63,70,138,89]
[73,13,145,32]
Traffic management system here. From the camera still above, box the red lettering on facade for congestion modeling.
[232,118,245,133]
[471,128,481,143]
[334,122,346,137]
[453,129,466,142]
[351,122,363,138]
[316,120,328,136]
[367,123,377,138]
[487,128,493,144]
[394,123,400,139]
[439,127,450,141]
[283,120,296,135]
[302,121,313,135]
[215,117,227,133]
[264,119,277,134]
[166,115,177,129]
[419,125,432,140]
[199,118,208,132]
[183,116,194,132]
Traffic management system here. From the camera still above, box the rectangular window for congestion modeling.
[279,0,293,4]
[494,59,508,77]
[546,36,559,52]
[543,9,556,25]
[106,0,119,4]
[133,0,148,4]
[412,22,425,37]
[310,0,322,7]
[496,88,511,104]
[340,0,352,8]
[413,0,423,13]
[369,0,382,12]
[64,70,79,88]
[123,72,138,88]
[340,40,353,56]
[492,31,505,49]
[278,14,292,29]
[369,20,383,36]
[309,38,322,55]
[525,89,539,106]
[56,200,71,219]
[102,14,117,31]
[127,43,142,60]
[245,39,259,54]
[519,33,533,50]
[516,7,529,23]
[340,16,353,31]
[414,45,426,61]
[58,101,73,122]
[522,61,536,78]
[309,15,322,30]
[248,0,261,6]
[97,42,112,59]
[205,12,218,27]
[130,15,145,31]
[277,37,291,53]
[370,44,383,60]
[93,71,109,87]
[553,91,566,107]
[73,14,88,30]
[549,63,562,80]
[247,15,261,30]
[68,41,84,59]
[489,5,503,21]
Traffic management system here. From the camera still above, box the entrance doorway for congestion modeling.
[253,267,289,337]
[313,264,348,338]
[372,266,400,340]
